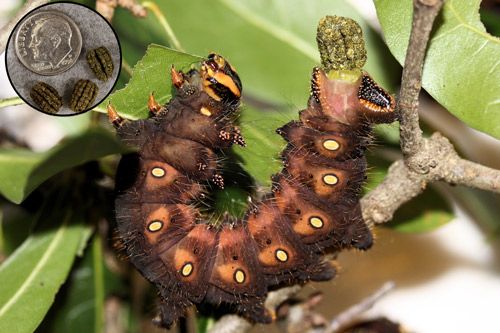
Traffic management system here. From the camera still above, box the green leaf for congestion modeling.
[480,7,500,37]
[53,113,92,136]
[0,203,37,256]
[213,187,250,218]
[103,1,401,185]
[388,187,454,233]
[0,207,92,333]
[112,0,399,110]
[374,123,400,145]
[450,187,500,236]
[197,316,215,333]
[374,0,500,139]
[103,44,291,185]
[0,128,127,204]
[103,45,201,120]
[234,106,293,185]
[36,234,123,333]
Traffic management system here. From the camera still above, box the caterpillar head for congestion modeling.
[200,54,242,103]
[170,54,242,105]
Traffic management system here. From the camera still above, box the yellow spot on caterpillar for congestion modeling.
[234,269,246,284]
[151,167,165,178]
[181,263,193,277]
[200,107,212,116]
[275,249,288,262]
[147,220,163,232]
[323,174,338,185]
[309,217,324,229]
[323,139,340,151]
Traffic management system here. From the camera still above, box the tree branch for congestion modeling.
[95,0,146,22]
[362,0,500,226]
[398,0,444,157]
[362,132,500,225]
[207,286,302,333]
[325,281,395,333]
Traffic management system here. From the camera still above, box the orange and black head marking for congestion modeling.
[357,73,397,123]
[201,54,242,103]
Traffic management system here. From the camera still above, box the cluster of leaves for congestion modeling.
[0,0,498,332]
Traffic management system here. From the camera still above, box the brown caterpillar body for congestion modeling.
[111,53,396,327]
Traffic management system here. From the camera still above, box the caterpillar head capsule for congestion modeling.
[200,53,242,103]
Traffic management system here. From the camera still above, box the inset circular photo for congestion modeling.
[5,2,121,116]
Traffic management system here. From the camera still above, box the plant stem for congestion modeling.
[0,97,24,109]
[96,0,146,22]
[326,281,395,333]
[92,235,105,333]
[121,58,133,77]
[362,0,500,226]
[398,0,444,157]
[141,1,185,52]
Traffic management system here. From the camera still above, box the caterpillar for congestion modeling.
[109,16,396,328]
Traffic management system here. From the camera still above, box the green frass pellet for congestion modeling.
[70,79,98,113]
[87,46,114,81]
[316,16,367,71]
[30,81,62,114]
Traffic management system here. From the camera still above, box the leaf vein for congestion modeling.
[447,0,500,43]
[0,214,70,319]
[216,0,318,61]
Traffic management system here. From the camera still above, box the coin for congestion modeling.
[14,11,82,75]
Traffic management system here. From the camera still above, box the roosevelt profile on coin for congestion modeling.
[15,11,82,75]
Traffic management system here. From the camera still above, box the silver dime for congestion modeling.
[14,11,82,75]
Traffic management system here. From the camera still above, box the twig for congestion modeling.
[265,285,303,311]
[206,315,251,333]
[0,0,49,54]
[325,281,395,333]
[275,292,327,333]
[104,296,126,333]
[362,133,500,225]
[398,0,443,157]
[361,0,500,226]
[0,97,24,109]
[95,0,146,22]
[121,58,133,77]
[207,286,301,333]
[118,0,147,18]
[141,1,185,52]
